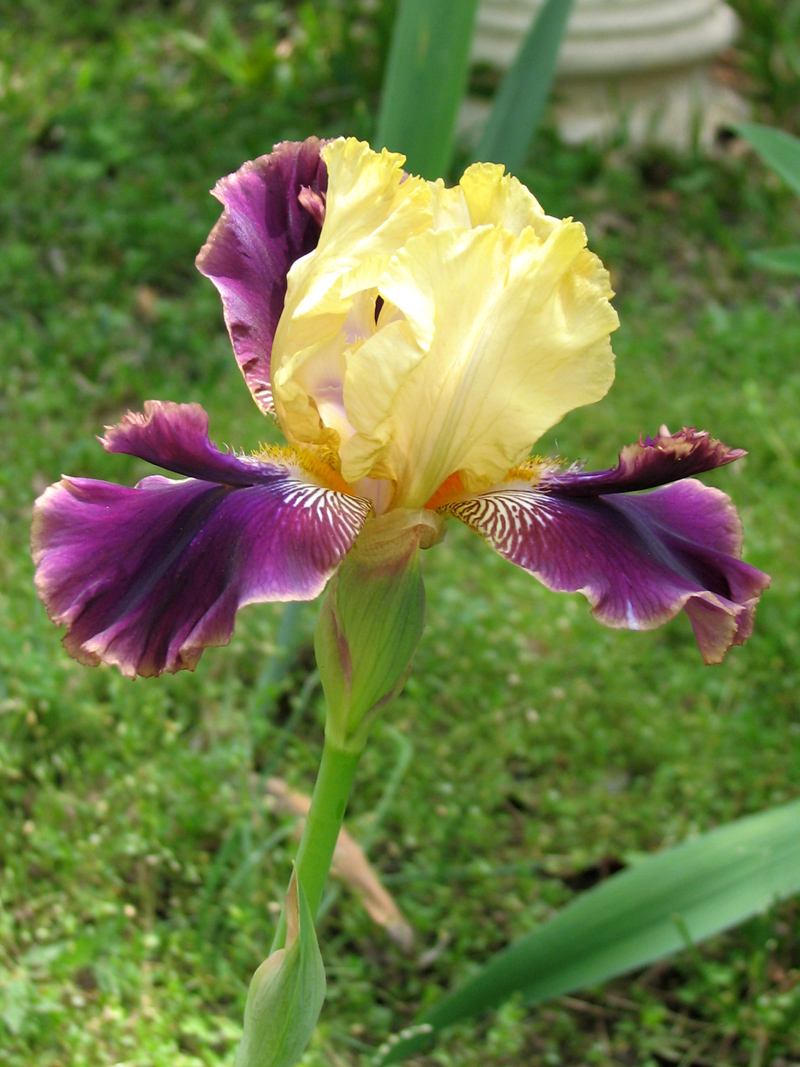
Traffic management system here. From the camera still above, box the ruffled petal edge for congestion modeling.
[440,431,769,664]
[196,137,328,414]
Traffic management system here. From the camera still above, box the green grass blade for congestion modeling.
[474,0,575,172]
[375,0,481,178]
[751,245,800,276]
[734,123,800,197]
[376,798,800,1064]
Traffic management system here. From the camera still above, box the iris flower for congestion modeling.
[32,137,769,679]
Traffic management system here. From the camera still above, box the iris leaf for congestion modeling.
[374,798,800,1064]
[376,0,481,178]
[474,0,575,172]
[750,246,800,276]
[734,123,800,197]
[733,124,800,276]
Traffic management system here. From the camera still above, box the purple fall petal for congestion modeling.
[102,399,277,484]
[196,137,328,414]
[548,426,744,496]
[32,404,370,678]
[442,433,770,664]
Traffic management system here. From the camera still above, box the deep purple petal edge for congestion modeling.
[196,137,328,414]
[547,426,745,497]
[102,400,279,485]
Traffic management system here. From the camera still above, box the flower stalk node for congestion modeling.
[315,509,440,751]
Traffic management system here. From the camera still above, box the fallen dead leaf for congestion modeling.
[134,285,159,322]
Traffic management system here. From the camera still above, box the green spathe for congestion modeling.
[315,508,444,751]
[234,867,325,1067]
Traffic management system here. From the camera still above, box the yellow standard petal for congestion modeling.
[341,165,619,507]
[432,161,557,240]
[271,138,432,452]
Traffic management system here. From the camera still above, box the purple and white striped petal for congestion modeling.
[441,431,770,664]
[32,403,370,678]
[196,137,328,414]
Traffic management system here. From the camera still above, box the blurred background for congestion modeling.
[1,1,799,1064]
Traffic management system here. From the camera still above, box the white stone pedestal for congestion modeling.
[468,0,748,149]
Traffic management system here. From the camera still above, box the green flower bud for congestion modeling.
[234,867,325,1067]
[315,508,445,751]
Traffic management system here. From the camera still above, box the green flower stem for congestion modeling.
[270,736,362,952]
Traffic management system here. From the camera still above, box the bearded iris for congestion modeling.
[32,136,769,682]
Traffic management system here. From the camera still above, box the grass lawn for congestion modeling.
[2,2,800,1064]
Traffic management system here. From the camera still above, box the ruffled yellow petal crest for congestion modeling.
[439,162,550,235]
[271,139,619,510]
[341,211,617,506]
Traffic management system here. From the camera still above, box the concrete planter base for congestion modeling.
[468,0,747,150]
